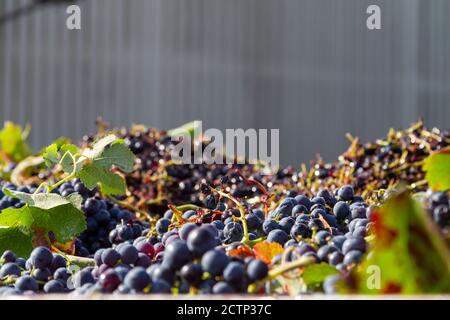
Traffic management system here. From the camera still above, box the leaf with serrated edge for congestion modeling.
[82,134,118,160]
[59,144,80,173]
[66,193,83,210]
[42,143,59,167]
[94,141,135,173]
[79,163,126,195]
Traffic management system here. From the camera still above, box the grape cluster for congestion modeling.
[0,247,69,295]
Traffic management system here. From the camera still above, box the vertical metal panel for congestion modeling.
[0,0,449,165]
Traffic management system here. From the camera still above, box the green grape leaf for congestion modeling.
[79,164,126,195]
[0,206,34,228]
[43,143,59,167]
[0,227,33,258]
[43,143,79,173]
[423,147,450,191]
[94,141,135,173]
[0,192,86,248]
[301,263,339,289]
[77,135,134,195]
[45,203,86,243]
[82,134,118,160]
[353,190,450,294]
[0,122,32,162]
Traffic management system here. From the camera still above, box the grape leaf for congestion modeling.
[301,263,339,289]
[93,141,135,173]
[423,147,450,191]
[0,122,31,162]
[0,227,33,258]
[0,192,86,249]
[253,242,284,264]
[77,135,134,195]
[43,144,59,167]
[353,191,450,293]
[43,143,79,173]
[81,134,118,160]
[79,164,126,195]
[45,203,86,243]
[0,206,34,228]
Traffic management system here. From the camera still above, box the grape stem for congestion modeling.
[209,186,250,242]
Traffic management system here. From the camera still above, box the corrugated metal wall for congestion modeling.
[0,0,449,165]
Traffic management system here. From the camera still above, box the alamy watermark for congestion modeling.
[170,121,280,172]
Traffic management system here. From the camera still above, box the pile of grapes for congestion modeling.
[0,121,449,296]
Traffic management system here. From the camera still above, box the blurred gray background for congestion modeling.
[0,0,449,165]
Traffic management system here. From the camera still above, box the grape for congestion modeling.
[123,267,150,292]
[151,265,175,285]
[32,268,51,282]
[262,219,280,234]
[150,279,172,293]
[84,198,101,215]
[94,249,105,266]
[135,253,151,268]
[267,229,288,246]
[15,275,38,292]
[330,235,347,251]
[162,240,193,271]
[292,204,309,217]
[99,269,121,292]
[338,185,354,201]
[0,262,21,277]
[73,270,95,288]
[223,221,243,243]
[247,259,268,281]
[317,245,338,262]
[94,209,111,225]
[246,213,262,230]
[342,237,366,255]
[180,263,203,287]
[187,225,217,257]
[343,250,363,266]
[135,241,155,258]
[179,223,198,241]
[1,250,16,263]
[53,268,70,282]
[333,201,351,220]
[50,254,67,272]
[156,218,171,235]
[314,230,331,246]
[223,261,245,286]
[212,281,235,294]
[118,244,139,265]
[290,223,311,239]
[30,247,53,269]
[328,251,344,266]
[101,248,121,267]
[201,250,229,276]
[279,217,295,234]
[43,280,66,293]
[204,194,217,210]
[15,258,26,269]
